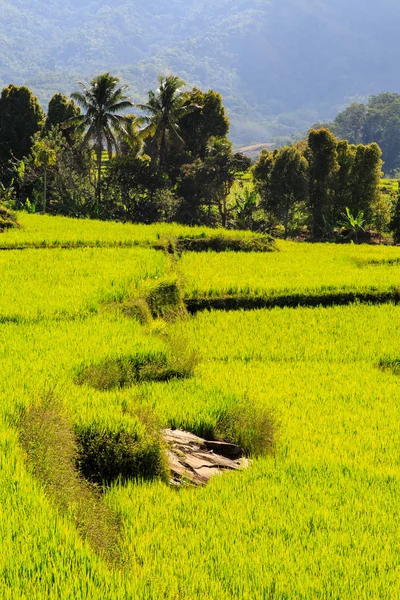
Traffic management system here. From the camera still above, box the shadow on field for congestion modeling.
[378,357,400,375]
[185,290,400,314]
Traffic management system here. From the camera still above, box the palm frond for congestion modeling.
[107,100,134,114]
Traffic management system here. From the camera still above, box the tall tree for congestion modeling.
[306,128,339,238]
[333,140,357,226]
[269,146,308,238]
[68,73,133,215]
[30,128,64,214]
[350,143,383,221]
[137,75,197,170]
[177,138,250,227]
[202,138,250,227]
[253,148,277,215]
[0,85,45,181]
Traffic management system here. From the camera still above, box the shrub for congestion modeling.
[378,357,400,375]
[213,395,276,457]
[144,277,186,320]
[175,233,276,253]
[75,418,167,486]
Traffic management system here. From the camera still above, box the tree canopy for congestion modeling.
[69,73,134,213]
[0,85,45,179]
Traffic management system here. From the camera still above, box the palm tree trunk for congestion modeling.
[159,128,167,169]
[96,148,102,218]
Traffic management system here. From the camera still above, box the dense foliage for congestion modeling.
[0,74,398,240]
[0,75,257,230]
[0,85,45,181]
[253,129,384,239]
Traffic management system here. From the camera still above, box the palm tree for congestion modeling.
[136,75,197,169]
[68,73,133,215]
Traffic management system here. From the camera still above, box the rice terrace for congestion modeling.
[2,18,400,596]
[0,212,400,598]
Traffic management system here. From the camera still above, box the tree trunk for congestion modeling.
[42,166,47,214]
[284,211,289,239]
[216,195,225,228]
[96,148,102,218]
[222,195,227,228]
[159,128,167,170]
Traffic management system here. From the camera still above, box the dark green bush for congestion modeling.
[75,421,167,486]
[144,277,185,320]
[175,233,276,253]
[378,357,400,374]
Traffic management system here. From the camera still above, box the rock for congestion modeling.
[163,429,249,487]
[204,440,244,458]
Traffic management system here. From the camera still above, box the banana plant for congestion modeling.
[341,206,365,243]
[0,179,16,208]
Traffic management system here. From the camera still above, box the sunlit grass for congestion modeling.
[2,214,400,597]
[181,241,400,302]
[0,212,265,249]
[0,247,167,320]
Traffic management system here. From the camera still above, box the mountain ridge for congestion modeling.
[2,0,400,143]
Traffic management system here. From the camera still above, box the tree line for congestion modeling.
[0,73,253,228]
[0,72,398,241]
[253,129,385,240]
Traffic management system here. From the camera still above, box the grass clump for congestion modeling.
[175,233,276,253]
[144,277,186,320]
[171,391,276,458]
[121,297,153,325]
[75,415,167,486]
[378,357,400,374]
[75,350,195,391]
[213,395,276,457]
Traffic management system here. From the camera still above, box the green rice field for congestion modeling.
[1,213,400,598]
[0,213,265,249]
[379,178,398,196]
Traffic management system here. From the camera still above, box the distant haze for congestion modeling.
[2,0,400,143]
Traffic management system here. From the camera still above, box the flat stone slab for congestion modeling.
[163,428,249,486]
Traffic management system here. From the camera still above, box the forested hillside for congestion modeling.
[323,93,400,175]
[2,0,400,142]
